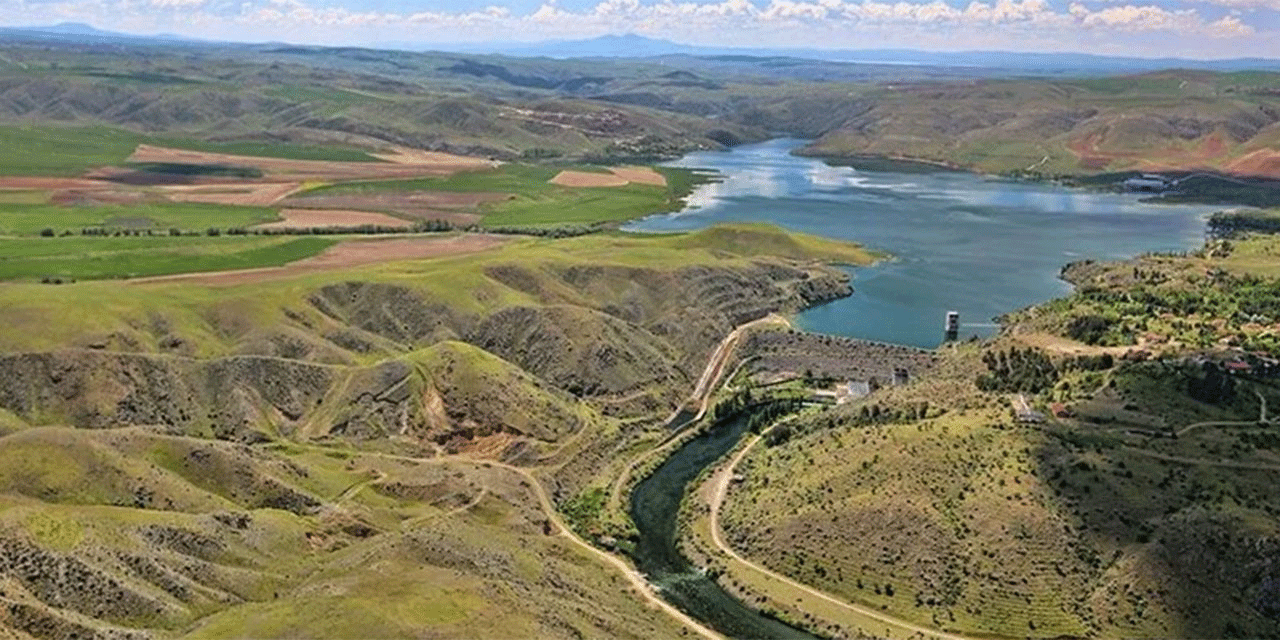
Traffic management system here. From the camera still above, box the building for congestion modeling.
[1015,408,1046,424]
[1050,402,1075,419]
[944,311,960,342]
[846,381,871,399]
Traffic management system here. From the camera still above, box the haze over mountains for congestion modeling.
[5,23,1280,75]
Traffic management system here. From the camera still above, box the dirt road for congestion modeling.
[706,431,973,640]
[610,314,790,514]
[300,441,725,640]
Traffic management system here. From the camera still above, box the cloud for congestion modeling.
[148,0,205,7]
[7,0,1270,53]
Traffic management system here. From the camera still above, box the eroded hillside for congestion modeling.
[0,224,872,639]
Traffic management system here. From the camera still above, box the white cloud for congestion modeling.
[8,0,1270,54]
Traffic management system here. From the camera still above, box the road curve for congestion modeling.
[707,433,974,640]
[612,314,790,517]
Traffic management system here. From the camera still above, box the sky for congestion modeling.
[4,0,1279,58]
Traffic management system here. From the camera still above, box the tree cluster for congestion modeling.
[976,347,1058,393]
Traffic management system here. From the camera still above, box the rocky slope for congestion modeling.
[0,225,866,639]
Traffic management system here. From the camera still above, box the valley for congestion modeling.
[2,30,1280,640]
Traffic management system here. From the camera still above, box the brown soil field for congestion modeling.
[609,166,668,186]
[549,167,667,188]
[1063,130,1280,178]
[283,191,506,225]
[1227,148,1280,178]
[0,177,112,190]
[368,146,496,165]
[127,145,496,181]
[255,208,411,230]
[550,170,630,188]
[160,182,304,206]
[131,234,509,286]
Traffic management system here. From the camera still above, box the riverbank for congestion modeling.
[680,421,974,640]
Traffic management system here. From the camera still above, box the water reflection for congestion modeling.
[630,139,1220,348]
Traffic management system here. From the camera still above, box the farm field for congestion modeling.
[0,235,337,281]
[0,127,705,281]
[3,31,1280,640]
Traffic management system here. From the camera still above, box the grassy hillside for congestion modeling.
[0,236,336,281]
[0,427,689,640]
[0,125,379,176]
[0,224,872,638]
[0,42,756,163]
[801,71,1280,180]
[707,230,1280,639]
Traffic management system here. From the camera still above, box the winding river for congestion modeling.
[625,139,1220,638]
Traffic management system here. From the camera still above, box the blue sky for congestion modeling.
[4,0,1278,58]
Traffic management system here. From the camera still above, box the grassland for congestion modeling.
[801,70,1280,180]
[305,162,710,228]
[0,201,279,236]
[0,125,378,176]
[713,336,1280,638]
[0,235,335,281]
[0,222,870,638]
[697,226,1280,639]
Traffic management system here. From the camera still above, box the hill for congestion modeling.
[696,230,1280,639]
[0,224,874,638]
[800,71,1280,180]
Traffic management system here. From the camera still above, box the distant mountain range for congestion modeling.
[419,33,1280,73]
[0,22,198,43]
[3,23,1279,74]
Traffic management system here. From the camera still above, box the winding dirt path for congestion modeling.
[706,431,973,640]
[1175,392,1269,437]
[1124,447,1280,473]
[298,443,725,640]
[609,314,790,515]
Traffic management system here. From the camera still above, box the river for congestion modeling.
[624,140,1224,639]
[628,138,1220,348]
[629,415,818,639]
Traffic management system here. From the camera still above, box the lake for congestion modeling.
[628,139,1220,348]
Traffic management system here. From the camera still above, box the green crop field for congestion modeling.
[0,125,380,176]
[0,201,280,236]
[0,235,335,281]
[303,163,706,228]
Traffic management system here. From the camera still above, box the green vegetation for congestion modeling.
[1007,235,1280,353]
[667,222,879,265]
[0,125,150,176]
[801,71,1280,180]
[0,125,378,176]
[0,235,334,281]
[308,162,708,228]
[0,201,279,236]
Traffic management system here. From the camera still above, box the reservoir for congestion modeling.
[624,139,1225,639]
[629,138,1220,348]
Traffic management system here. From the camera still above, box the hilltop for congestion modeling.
[801,71,1280,181]
[4,38,1280,192]
[694,227,1280,639]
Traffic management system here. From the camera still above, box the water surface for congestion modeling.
[629,416,817,639]
[629,139,1219,348]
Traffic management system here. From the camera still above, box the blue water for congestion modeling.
[627,139,1220,348]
